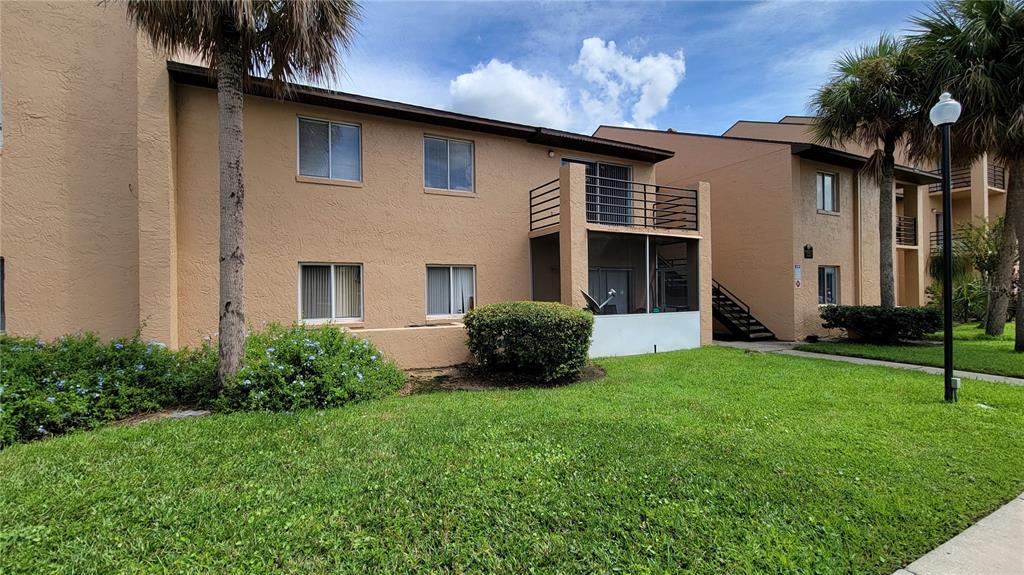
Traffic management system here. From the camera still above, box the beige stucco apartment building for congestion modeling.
[0,2,712,367]
[598,120,947,342]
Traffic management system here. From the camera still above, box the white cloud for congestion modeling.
[448,60,573,130]
[572,37,685,129]
[443,37,685,133]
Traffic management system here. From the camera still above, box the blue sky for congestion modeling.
[336,1,929,136]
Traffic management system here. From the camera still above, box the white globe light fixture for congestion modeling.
[929,92,962,127]
[930,91,962,402]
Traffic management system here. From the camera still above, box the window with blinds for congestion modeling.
[818,266,839,305]
[300,263,362,321]
[424,136,474,192]
[427,266,475,316]
[297,118,361,182]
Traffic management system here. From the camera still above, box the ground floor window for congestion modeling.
[427,265,475,316]
[300,263,362,321]
[818,265,839,305]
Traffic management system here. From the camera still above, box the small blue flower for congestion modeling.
[266,347,276,354]
[307,355,316,361]
[46,396,55,402]
[356,371,364,383]
[370,355,377,362]
[243,379,251,387]
[35,338,45,348]
[114,343,124,350]
[37,425,47,435]
[136,363,145,372]
[55,380,65,390]
[76,386,87,396]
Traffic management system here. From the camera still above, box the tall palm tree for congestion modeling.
[811,34,921,309]
[125,0,360,384]
[909,0,1024,345]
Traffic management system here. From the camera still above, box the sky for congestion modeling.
[332,0,930,136]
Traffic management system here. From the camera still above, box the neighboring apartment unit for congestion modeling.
[597,123,940,342]
[0,2,711,367]
[725,116,1009,255]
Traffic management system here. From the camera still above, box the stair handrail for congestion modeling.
[712,279,753,337]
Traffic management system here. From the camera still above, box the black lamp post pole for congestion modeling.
[940,122,956,402]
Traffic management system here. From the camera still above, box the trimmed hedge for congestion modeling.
[218,323,405,412]
[463,301,594,383]
[820,305,942,343]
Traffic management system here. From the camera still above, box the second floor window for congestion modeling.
[298,118,361,182]
[424,136,474,192]
[816,171,837,212]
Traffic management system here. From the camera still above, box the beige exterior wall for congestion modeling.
[1,2,144,341]
[173,88,676,366]
[792,159,861,337]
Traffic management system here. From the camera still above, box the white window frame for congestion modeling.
[297,262,364,324]
[423,135,475,193]
[296,116,362,182]
[816,171,838,213]
[425,265,476,318]
[818,265,840,305]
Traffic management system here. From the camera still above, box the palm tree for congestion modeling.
[811,34,921,309]
[125,0,360,384]
[909,0,1024,345]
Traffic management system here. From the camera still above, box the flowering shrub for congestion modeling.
[218,324,405,412]
[0,334,217,446]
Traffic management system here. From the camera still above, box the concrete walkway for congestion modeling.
[716,340,1024,386]
[892,493,1024,575]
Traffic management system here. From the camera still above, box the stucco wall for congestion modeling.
[792,159,860,337]
[173,86,659,360]
[0,2,143,340]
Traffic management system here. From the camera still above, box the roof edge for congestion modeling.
[167,61,674,164]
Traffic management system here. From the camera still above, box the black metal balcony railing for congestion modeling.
[929,230,963,251]
[896,215,917,246]
[988,163,1007,190]
[928,166,972,193]
[585,175,698,231]
[529,176,699,232]
[529,179,561,231]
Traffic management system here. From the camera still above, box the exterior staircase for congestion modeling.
[712,280,775,341]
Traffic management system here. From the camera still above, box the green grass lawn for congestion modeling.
[2,347,1023,574]
[798,322,1024,378]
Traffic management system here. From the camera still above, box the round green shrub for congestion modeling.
[217,323,405,412]
[463,301,594,383]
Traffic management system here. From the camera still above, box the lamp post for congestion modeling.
[929,92,962,402]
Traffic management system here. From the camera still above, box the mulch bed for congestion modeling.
[401,363,606,395]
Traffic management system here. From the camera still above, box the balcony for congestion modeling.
[896,215,917,246]
[988,163,1006,190]
[929,230,963,251]
[530,176,699,233]
[928,166,972,193]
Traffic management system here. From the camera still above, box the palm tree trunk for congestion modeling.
[879,140,896,309]
[1005,157,1024,351]
[216,38,247,385]
[986,215,1015,336]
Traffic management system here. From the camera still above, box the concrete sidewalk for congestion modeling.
[716,340,1024,386]
[892,493,1024,575]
